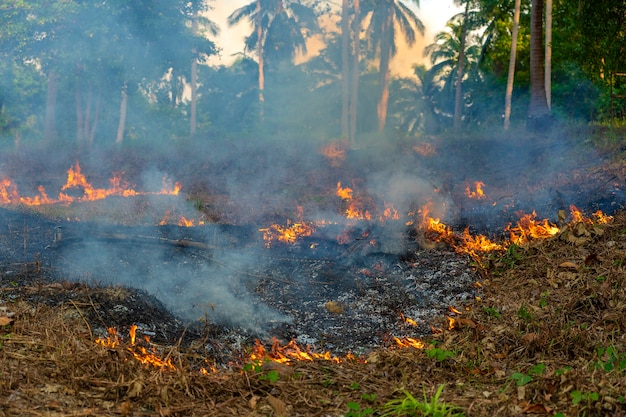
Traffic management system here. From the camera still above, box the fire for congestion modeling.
[505,211,560,245]
[95,326,175,370]
[336,182,353,200]
[320,141,347,167]
[458,228,503,255]
[400,313,418,327]
[259,206,315,247]
[250,338,342,364]
[0,162,181,207]
[465,181,486,199]
[393,337,425,349]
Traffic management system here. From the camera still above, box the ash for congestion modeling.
[252,243,477,354]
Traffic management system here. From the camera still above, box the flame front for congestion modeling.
[250,338,342,364]
[505,211,560,245]
[0,162,181,207]
[465,181,486,199]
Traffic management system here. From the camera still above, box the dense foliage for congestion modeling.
[0,0,625,146]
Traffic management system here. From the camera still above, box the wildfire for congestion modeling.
[250,338,343,364]
[95,326,175,370]
[320,141,347,167]
[393,337,425,349]
[259,206,315,247]
[465,181,486,199]
[505,211,560,245]
[0,162,181,207]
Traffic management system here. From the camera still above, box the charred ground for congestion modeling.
[0,127,626,415]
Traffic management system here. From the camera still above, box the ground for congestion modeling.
[1,127,626,416]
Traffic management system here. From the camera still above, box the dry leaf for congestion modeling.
[522,403,552,414]
[0,316,14,326]
[267,395,289,417]
[248,395,260,410]
[127,380,144,398]
[558,261,578,270]
[521,333,540,344]
[325,301,344,314]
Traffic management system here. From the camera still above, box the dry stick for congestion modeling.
[69,299,93,339]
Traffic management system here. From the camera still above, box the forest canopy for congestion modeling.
[0,0,625,147]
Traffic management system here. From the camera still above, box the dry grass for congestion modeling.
[2,210,626,416]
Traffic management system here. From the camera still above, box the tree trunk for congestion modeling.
[504,0,521,130]
[545,0,552,109]
[349,0,360,147]
[43,70,58,143]
[256,0,265,121]
[75,78,84,144]
[115,83,128,144]
[377,6,394,133]
[453,1,470,132]
[341,0,350,140]
[89,87,101,146]
[190,8,198,136]
[528,0,551,128]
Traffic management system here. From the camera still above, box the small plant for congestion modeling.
[242,360,279,382]
[571,390,599,406]
[425,347,456,362]
[595,346,626,373]
[538,291,549,308]
[517,305,533,321]
[345,401,374,417]
[380,384,463,417]
[509,363,546,386]
[481,306,501,319]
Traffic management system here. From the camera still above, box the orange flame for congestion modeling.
[95,326,175,370]
[465,181,486,199]
[393,337,425,349]
[504,211,560,245]
[250,338,342,364]
[0,162,181,207]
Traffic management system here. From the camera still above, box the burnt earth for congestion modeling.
[0,206,478,359]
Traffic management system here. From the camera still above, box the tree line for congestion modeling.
[0,0,624,148]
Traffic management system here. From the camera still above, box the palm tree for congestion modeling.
[504,0,521,130]
[187,0,219,136]
[424,18,480,119]
[228,0,316,121]
[452,0,471,131]
[366,0,424,132]
[528,0,550,128]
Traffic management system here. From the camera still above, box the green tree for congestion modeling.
[424,17,481,120]
[365,0,424,132]
[228,0,317,123]
[528,0,550,127]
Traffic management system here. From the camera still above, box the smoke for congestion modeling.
[57,224,290,332]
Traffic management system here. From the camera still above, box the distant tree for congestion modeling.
[424,18,481,120]
[504,0,522,130]
[365,0,424,132]
[527,0,550,128]
[228,0,318,122]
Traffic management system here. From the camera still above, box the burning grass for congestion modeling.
[1,208,626,416]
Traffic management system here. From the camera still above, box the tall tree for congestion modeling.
[228,0,316,122]
[186,0,219,137]
[452,0,472,131]
[366,0,424,132]
[528,0,550,127]
[349,0,361,146]
[504,0,522,130]
[424,18,480,118]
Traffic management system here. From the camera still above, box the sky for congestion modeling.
[207,0,462,73]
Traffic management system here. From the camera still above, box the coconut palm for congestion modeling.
[227,0,317,120]
[365,0,424,132]
[424,17,481,119]
[528,0,550,128]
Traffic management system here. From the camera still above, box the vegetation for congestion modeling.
[1,0,625,146]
